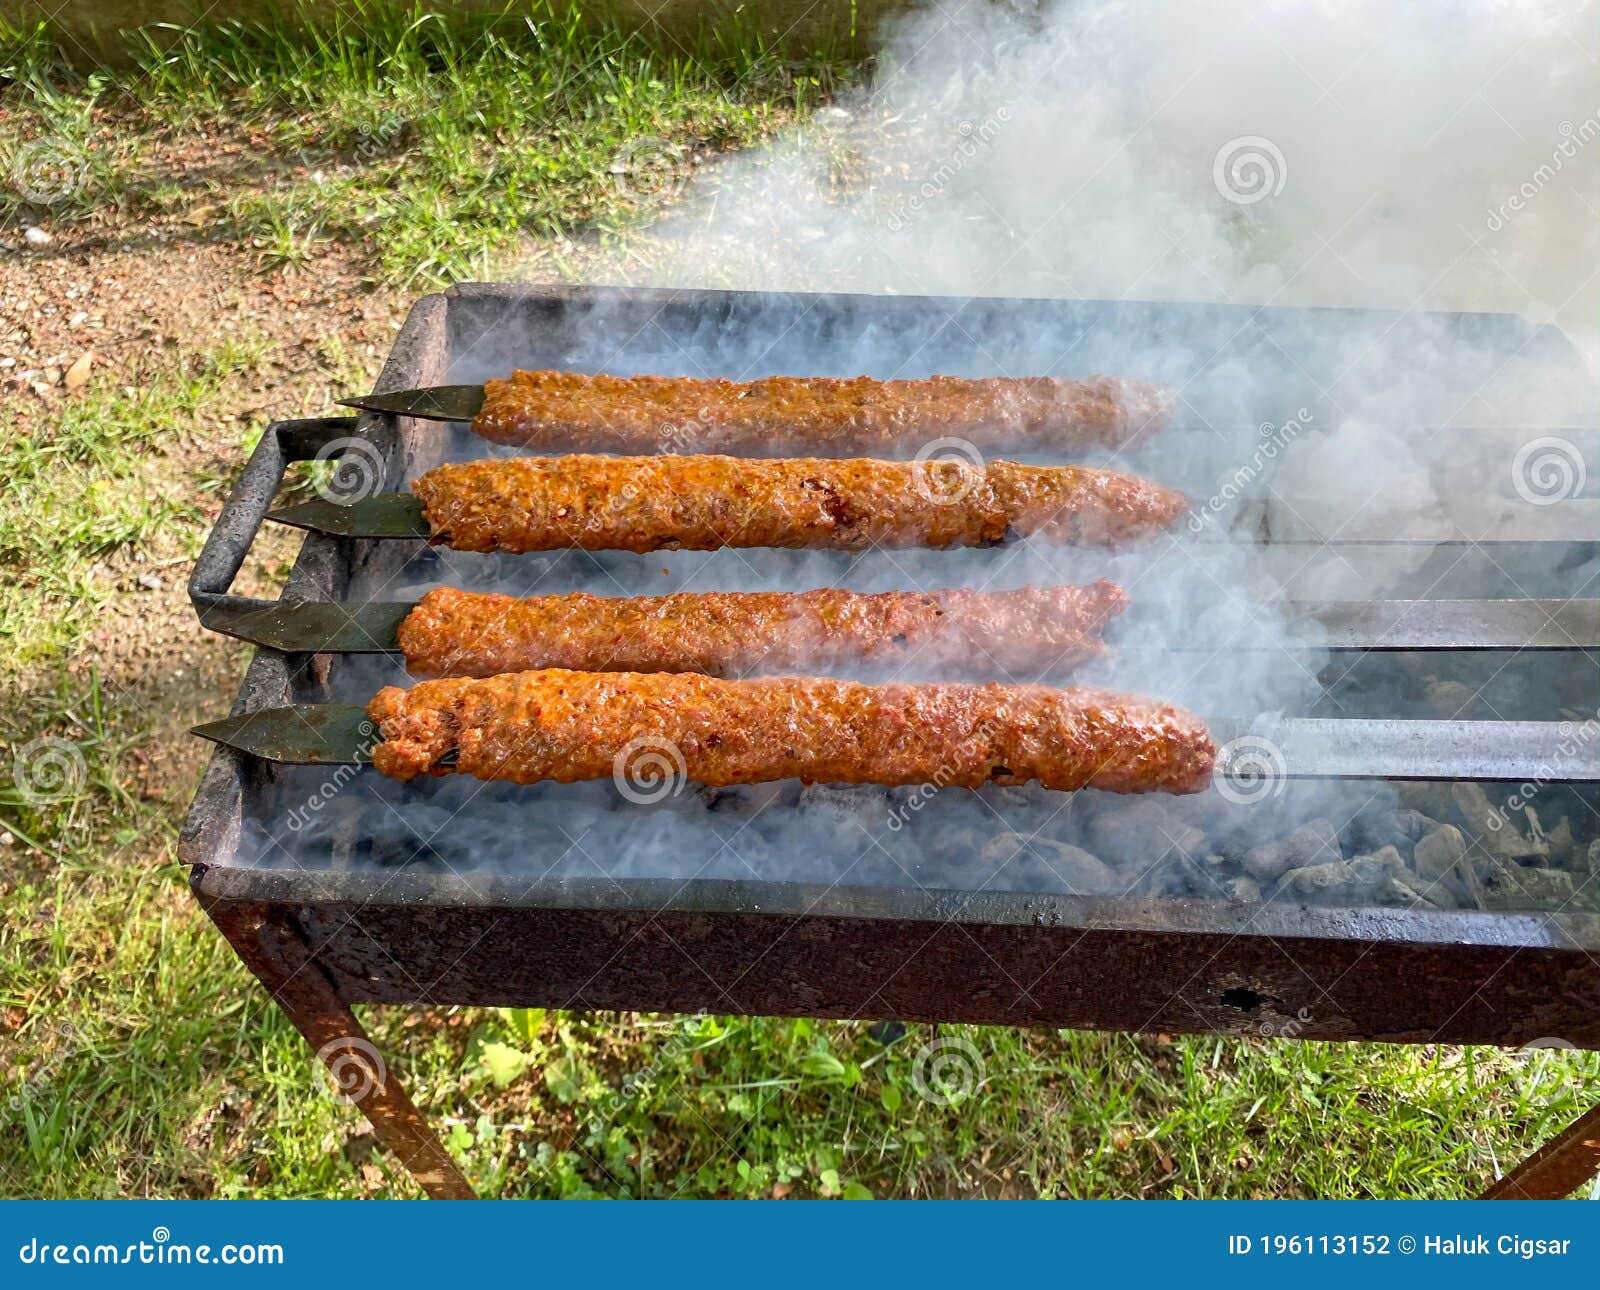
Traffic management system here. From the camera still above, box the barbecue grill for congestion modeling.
[180,283,1600,1199]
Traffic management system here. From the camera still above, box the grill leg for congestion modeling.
[1481,1102,1600,1199]
[203,898,475,1199]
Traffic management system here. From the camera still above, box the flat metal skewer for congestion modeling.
[196,595,1600,655]
[266,491,1600,547]
[193,706,1600,781]
[339,385,485,421]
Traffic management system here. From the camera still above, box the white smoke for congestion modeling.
[594,0,1598,366]
[233,0,1599,909]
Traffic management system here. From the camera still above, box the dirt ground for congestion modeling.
[1,217,408,804]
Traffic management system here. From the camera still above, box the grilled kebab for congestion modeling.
[472,369,1175,455]
[368,669,1215,795]
[398,582,1130,679]
[412,454,1186,553]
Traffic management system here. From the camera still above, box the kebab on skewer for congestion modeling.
[367,669,1215,795]
[409,454,1187,553]
[397,582,1130,679]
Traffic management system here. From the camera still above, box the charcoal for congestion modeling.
[1377,873,1441,909]
[1351,808,1435,854]
[1083,798,1207,869]
[1275,859,1355,898]
[977,833,1118,895]
[1481,860,1577,910]
[1410,823,1483,908]
[1543,817,1576,867]
[699,782,796,816]
[795,783,892,847]
[365,803,466,868]
[1275,846,1403,901]
[1348,846,1407,885]
[1449,782,1549,861]
[1412,825,1466,881]
[1396,782,1456,820]
[1243,817,1340,881]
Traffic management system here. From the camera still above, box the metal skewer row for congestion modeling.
[189,415,1600,784]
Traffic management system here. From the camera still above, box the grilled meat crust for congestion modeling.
[411,455,1186,553]
[472,369,1176,456]
[397,582,1131,679]
[367,669,1215,795]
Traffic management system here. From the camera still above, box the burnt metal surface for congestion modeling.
[192,866,1600,1049]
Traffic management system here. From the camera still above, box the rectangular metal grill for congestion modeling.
[180,283,1600,1199]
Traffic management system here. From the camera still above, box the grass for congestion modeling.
[1,4,1598,1201]
[0,341,275,663]
[0,2,850,284]
[4,712,1598,1200]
